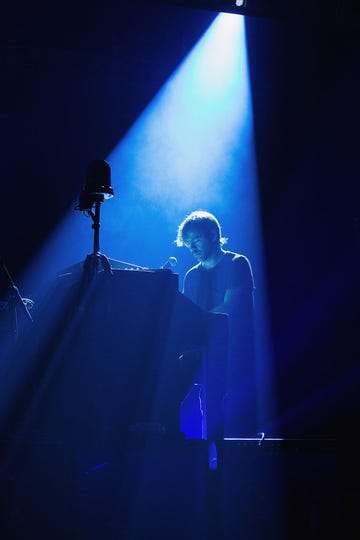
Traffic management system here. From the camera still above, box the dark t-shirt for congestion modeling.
[183,250,255,367]
[183,251,255,313]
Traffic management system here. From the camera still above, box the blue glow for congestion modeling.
[7,12,274,439]
[15,13,259,282]
[107,14,250,215]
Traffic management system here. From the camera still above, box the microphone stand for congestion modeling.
[1,260,33,344]
[76,159,114,300]
[82,194,112,284]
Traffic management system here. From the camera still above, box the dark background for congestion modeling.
[1,1,359,439]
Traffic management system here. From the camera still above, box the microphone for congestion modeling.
[161,256,177,270]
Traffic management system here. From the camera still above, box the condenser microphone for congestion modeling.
[161,256,177,270]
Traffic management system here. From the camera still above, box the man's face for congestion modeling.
[183,229,216,263]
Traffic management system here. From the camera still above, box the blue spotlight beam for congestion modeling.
[105,12,275,431]
[106,14,250,226]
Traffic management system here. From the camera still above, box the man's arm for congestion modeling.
[210,286,249,314]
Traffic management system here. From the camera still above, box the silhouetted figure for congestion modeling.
[176,210,257,437]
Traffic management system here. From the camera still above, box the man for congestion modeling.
[176,210,257,437]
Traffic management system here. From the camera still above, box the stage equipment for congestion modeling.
[1,268,228,443]
[76,160,114,281]
[0,260,33,343]
[160,256,178,269]
[151,0,276,17]
[151,0,354,22]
